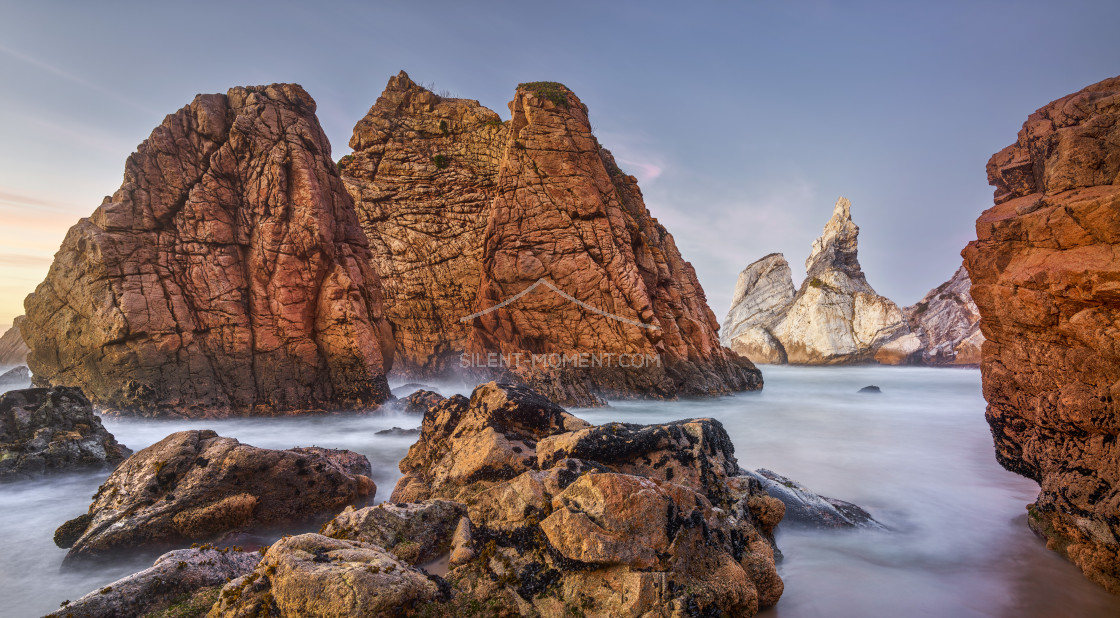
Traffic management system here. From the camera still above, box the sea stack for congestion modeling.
[875,266,984,365]
[21,84,394,417]
[963,75,1120,593]
[721,197,908,364]
[342,73,760,405]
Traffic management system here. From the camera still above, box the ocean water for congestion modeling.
[2,367,1119,617]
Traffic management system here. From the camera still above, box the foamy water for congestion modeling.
[2,367,1118,617]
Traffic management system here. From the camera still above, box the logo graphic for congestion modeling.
[460,278,660,331]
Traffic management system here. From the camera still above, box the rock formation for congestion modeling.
[22,84,393,417]
[321,500,467,566]
[47,547,260,618]
[875,265,984,365]
[56,430,375,562]
[721,197,908,364]
[379,381,786,616]
[0,386,130,480]
[0,366,31,389]
[744,469,885,529]
[342,73,760,405]
[963,74,1120,594]
[0,318,28,367]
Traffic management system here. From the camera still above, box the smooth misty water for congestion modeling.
[3,367,1120,617]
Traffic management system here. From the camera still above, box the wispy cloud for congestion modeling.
[0,43,160,117]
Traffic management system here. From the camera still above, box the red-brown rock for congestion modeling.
[963,74,1120,593]
[22,84,393,417]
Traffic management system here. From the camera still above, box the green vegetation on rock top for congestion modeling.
[518,82,570,107]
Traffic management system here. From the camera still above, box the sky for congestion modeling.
[1,1,1118,333]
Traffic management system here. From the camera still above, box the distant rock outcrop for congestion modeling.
[0,386,130,480]
[721,197,908,364]
[56,430,375,562]
[963,75,1120,594]
[875,266,984,365]
[0,318,28,367]
[343,73,759,404]
[22,84,394,417]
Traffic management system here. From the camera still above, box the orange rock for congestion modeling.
[963,74,1120,593]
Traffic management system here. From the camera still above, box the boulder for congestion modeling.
[382,381,785,616]
[0,317,29,367]
[397,389,445,415]
[0,386,130,480]
[207,534,442,617]
[722,198,909,364]
[963,74,1120,593]
[343,73,760,404]
[57,430,375,562]
[46,547,259,618]
[22,84,393,417]
[321,500,466,566]
[745,469,885,530]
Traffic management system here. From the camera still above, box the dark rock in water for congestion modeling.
[321,500,467,566]
[375,426,420,437]
[391,382,439,396]
[858,385,881,393]
[0,365,31,389]
[57,430,376,562]
[745,468,885,530]
[0,386,131,480]
[397,389,446,415]
[45,546,259,618]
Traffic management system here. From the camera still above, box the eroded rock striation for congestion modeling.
[875,266,984,365]
[342,73,760,404]
[22,84,393,417]
[963,75,1120,593]
[0,386,130,480]
[377,381,786,616]
[0,318,28,367]
[56,430,375,562]
[721,197,908,364]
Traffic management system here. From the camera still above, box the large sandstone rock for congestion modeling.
[56,430,375,562]
[875,265,984,365]
[22,84,393,417]
[0,317,28,367]
[382,381,785,616]
[47,547,259,618]
[342,74,760,405]
[722,197,908,364]
[0,386,130,480]
[963,74,1120,594]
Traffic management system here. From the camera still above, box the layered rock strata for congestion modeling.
[56,430,375,562]
[721,198,908,364]
[0,386,130,480]
[875,266,984,365]
[342,73,760,404]
[963,75,1120,593]
[379,381,786,616]
[0,318,28,367]
[22,84,393,417]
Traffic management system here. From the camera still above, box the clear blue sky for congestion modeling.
[1,0,1118,330]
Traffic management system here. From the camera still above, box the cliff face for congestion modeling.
[876,266,983,365]
[22,84,394,417]
[0,318,28,367]
[721,198,908,364]
[344,75,760,404]
[962,75,1120,593]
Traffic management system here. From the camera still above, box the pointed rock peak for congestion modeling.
[805,196,864,281]
[386,70,419,92]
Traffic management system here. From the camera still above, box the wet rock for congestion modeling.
[46,547,259,618]
[0,317,28,367]
[745,469,884,530]
[22,84,393,418]
[384,381,785,616]
[375,426,420,437]
[0,366,31,389]
[397,389,445,415]
[858,385,882,393]
[321,500,466,566]
[722,198,909,364]
[963,74,1120,593]
[343,73,761,404]
[0,386,130,480]
[207,534,441,617]
[57,430,374,562]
